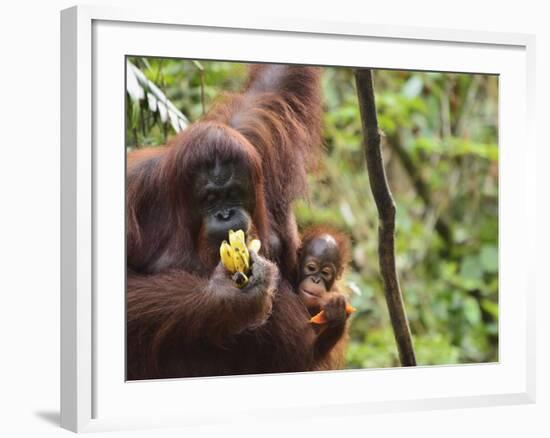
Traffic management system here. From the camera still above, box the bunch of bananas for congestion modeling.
[219,229,261,288]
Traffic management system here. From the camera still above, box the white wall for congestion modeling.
[0,1,547,437]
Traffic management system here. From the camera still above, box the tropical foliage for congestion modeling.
[126,57,499,368]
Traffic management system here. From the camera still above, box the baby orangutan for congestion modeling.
[297,227,353,369]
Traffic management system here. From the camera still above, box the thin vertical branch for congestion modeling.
[354,69,417,367]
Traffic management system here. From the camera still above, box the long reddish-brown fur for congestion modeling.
[126,64,334,379]
[205,65,323,277]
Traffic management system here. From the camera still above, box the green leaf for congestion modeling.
[480,299,499,319]
[402,76,424,99]
[463,297,482,325]
[192,60,204,71]
[459,255,483,289]
[480,245,498,273]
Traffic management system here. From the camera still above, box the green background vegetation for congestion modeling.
[126,57,499,369]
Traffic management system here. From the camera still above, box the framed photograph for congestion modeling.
[61,5,536,433]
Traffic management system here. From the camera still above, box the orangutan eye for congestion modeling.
[306,263,317,273]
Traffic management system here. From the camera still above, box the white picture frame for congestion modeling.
[60,4,536,433]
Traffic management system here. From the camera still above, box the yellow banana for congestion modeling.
[220,240,236,273]
[230,231,249,255]
[237,246,250,271]
[229,229,246,247]
[229,229,250,270]
[232,248,248,273]
[219,230,262,288]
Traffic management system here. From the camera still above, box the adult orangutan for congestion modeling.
[126,64,349,379]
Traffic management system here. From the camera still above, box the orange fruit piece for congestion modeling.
[309,304,356,324]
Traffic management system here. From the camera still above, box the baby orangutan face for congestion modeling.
[298,234,342,313]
